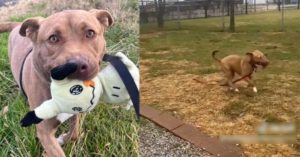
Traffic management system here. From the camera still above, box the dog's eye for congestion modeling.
[48,35,60,43]
[86,30,95,38]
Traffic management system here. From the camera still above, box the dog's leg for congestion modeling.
[223,67,238,92]
[219,79,229,86]
[36,118,66,157]
[228,80,239,92]
[245,77,257,93]
[57,115,80,145]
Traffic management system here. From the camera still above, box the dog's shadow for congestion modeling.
[225,87,256,97]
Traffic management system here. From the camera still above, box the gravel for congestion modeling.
[139,119,212,157]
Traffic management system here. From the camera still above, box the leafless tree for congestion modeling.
[281,0,285,31]
[245,0,248,14]
[229,0,235,32]
[204,0,211,18]
[221,0,225,31]
[226,0,230,16]
[254,0,256,12]
[275,0,282,11]
[140,0,149,23]
[154,0,166,28]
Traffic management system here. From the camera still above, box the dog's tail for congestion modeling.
[212,50,221,63]
[0,22,20,33]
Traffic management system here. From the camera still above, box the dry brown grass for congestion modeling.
[0,0,36,21]
[45,0,138,31]
[0,0,138,31]
[141,59,299,157]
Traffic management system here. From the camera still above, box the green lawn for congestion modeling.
[0,3,139,157]
[141,9,300,156]
[141,10,300,93]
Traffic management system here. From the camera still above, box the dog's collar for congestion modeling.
[19,48,33,100]
[252,63,258,72]
[232,62,256,84]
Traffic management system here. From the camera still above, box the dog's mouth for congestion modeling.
[68,67,98,80]
[255,62,269,69]
[51,62,99,81]
[51,63,77,80]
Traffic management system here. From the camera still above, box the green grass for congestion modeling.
[141,9,300,155]
[0,3,139,157]
[141,10,300,77]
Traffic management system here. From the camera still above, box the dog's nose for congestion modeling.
[51,60,92,80]
[71,60,91,78]
[262,60,270,68]
[79,62,88,73]
[69,59,97,80]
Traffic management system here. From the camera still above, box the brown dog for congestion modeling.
[1,9,113,156]
[212,50,269,92]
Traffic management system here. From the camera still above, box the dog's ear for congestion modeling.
[89,9,113,30]
[19,17,44,42]
[246,52,253,57]
[245,52,254,62]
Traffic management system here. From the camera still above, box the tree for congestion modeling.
[298,0,299,9]
[140,0,149,23]
[204,0,210,18]
[226,0,230,16]
[154,0,166,28]
[254,0,256,12]
[221,0,225,31]
[281,0,285,31]
[229,0,235,32]
[275,0,282,11]
[245,0,248,14]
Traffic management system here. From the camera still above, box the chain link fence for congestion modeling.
[140,0,300,23]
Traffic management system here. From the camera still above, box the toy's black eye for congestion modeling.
[86,29,95,38]
[48,35,59,43]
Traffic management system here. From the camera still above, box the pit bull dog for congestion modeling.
[212,50,269,93]
[0,9,113,156]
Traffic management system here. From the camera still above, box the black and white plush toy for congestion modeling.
[20,52,139,127]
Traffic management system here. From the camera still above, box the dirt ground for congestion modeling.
[141,58,300,157]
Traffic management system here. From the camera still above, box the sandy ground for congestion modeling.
[141,58,299,157]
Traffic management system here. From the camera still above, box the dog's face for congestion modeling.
[19,10,113,80]
[247,50,269,68]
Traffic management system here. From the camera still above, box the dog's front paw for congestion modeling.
[253,87,258,93]
[229,87,239,92]
[20,111,43,127]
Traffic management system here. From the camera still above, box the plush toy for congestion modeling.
[20,52,139,127]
